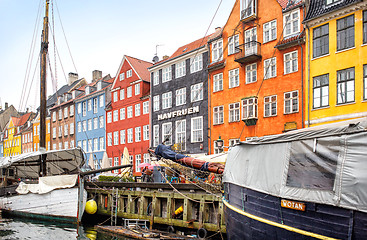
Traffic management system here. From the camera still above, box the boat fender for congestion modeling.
[197,228,207,239]
[167,225,175,233]
[85,199,98,214]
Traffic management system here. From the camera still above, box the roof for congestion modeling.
[46,78,86,108]
[277,0,304,11]
[304,0,361,23]
[150,34,212,68]
[125,56,152,82]
[74,77,114,102]
[275,30,305,49]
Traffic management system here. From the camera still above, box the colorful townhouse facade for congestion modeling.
[32,113,51,151]
[75,71,113,170]
[0,131,4,157]
[148,36,210,156]
[106,56,152,176]
[208,0,306,153]
[21,121,33,153]
[303,0,367,127]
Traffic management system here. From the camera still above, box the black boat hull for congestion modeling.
[224,183,367,240]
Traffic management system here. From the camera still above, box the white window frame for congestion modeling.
[120,72,125,81]
[153,71,159,86]
[94,138,98,151]
[113,110,118,122]
[120,89,125,100]
[175,120,186,151]
[284,50,298,74]
[143,101,149,114]
[175,61,186,78]
[191,82,203,102]
[229,102,240,122]
[88,119,92,131]
[190,54,203,73]
[264,57,276,79]
[93,98,98,113]
[263,19,277,43]
[100,137,104,150]
[162,122,172,145]
[135,104,141,117]
[143,125,149,141]
[113,131,119,145]
[107,133,112,146]
[283,8,300,37]
[175,88,186,106]
[264,95,277,117]
[135,155,141,173]
[120,108,125,120]
[229,68,240,88]
[162,66,172,83]
[153,125,159,147]
[107,112,112,123]
[213,106,224,125]
[127,128,133,143]
[246,63,257,84]
[120,130,126,144]
[212,39,223,63]
[82,102,86,116]
[284,90,299,114]
[126,69,132,78]
[242,98,258,119]
[153,95,160,112]
[127,86,132,98]
[135,83,140,95]
[213,73,223,92]
[99,95,104,107]
[191,116,203,143]
[135,127,141,142]
[162,92,172,109]
[70,105,74,116]
[228,34,239,55]
[93,117,98,129]
[99,116,104,128]
[127,106,133,118]
[64,107,68,119]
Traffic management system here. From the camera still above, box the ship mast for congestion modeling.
[39,0,49,176]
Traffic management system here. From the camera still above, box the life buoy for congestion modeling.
[197,228,207,239]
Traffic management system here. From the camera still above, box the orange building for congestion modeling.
[208,0,306,153]
[32,113,51,151]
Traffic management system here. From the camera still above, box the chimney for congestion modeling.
[163,55,169,60]
[26,108,29,113]
[92,70,102,82]
[68,72,79,85]
[5,102,8,109]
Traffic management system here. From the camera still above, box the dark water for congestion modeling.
[0,217,132,240]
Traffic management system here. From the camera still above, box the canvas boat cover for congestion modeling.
[16,174,78,194]
[0,148,85,179]
[223,118,367,213]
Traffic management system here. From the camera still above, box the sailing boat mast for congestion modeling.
[39,0,49,176]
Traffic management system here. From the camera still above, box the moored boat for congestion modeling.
[223,118,367,239]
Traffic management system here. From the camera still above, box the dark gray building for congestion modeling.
[149,36,210,155]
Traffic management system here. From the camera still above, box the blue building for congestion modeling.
[74,71,112,169]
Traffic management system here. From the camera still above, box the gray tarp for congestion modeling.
[223,118,367,213]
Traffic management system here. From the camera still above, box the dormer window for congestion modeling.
[72,91,76,99]
[241,0,257,21]
[283,9,300,37]
[97,81,102,90]
[326,0,341,5]
[120,73,125,81]
[212,39,223,63]
[85,86,90,95]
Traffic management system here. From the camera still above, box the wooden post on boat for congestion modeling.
[39,0,49,176]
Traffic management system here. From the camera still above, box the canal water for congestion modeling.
[0,217,132,240]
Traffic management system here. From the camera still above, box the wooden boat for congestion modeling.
[223,118,367,239]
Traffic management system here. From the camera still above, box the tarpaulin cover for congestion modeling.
[16,174,78,195]
[154,144,187,160]
[223,118,367,213]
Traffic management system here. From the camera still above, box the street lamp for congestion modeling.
[216,136,224,152]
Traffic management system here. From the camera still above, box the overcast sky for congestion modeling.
[0,0,235,112]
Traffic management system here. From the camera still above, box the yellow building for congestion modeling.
[4,117,22,157]
[32,114,51,151]
[304,0,367,127]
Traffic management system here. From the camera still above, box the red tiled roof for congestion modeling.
[126,56,152,82]
[275,30,305,48]
[277,0,304,10]
[17,112,31,126]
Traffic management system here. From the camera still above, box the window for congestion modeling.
[99,137,104,150]
[58,109,62,120]
[93,118,98,129]
[175,120,186,151]
[99,116,104,128]
[162,66,172,83]
[135,127,141,142]
[162,122,172,145]
[135,104,140,116]
[264,57,276,79]
[70,140,74,148]
[153,125,159,147]
[127,128,133,143]
[58,126,62,137]
[82,102,86,116]
[88,100,92,111]
[93,98,98,113]
[52,127,56,139]
[120,89,125,100]
[127,86,132,98]
[213,73,223,92]
[52,111,56,122]
[162,92,172,109]
[113,110,118,122]
[284,90,299,114]
[114,157,119,171]
[191,83,203,102]
[143,125,149,141]
[70,123,74,135]
[120,108,125,120]
[94,138,98,151]
[313,74,329,108]
[153,71,159,86]
[176,61,186,78]
[107,112,112,123]
[229,68,240,88]
[135,155,141,173]
[284,51,298,74]
[135,83,140,95]
[245,27,257,55]
[241,0,256,19]
[127,106,133,118]
[120,72,125,81]
[228,35,239,55]
[64,107,68,118]
[191,117,203,143]
[313,24,329,58]
[59,142,63,150]
[229,103,240,122]
[83,140,87,152]
[82,121,87,132]
[190,54,203,73]
[337,15,354,51]
[364,65,367,100]
[213,106,224,125]
[212,39,223,62]
[337,67,355,104]
[107,133,112,146]
[99,95,104,107]
[175,88,186,106]
[126,69,132,78]
[364,11,367,44]
[246,63,257,84]
[120,130,126,144]
[143,153,150,164]
[78,104,82,114]
[153,96,160,112]
[88,119,92,130]
[264,95,277,117]
[113,131,118,145]
[77,141,81,148]
[143,101,149,114]
[70,105,74,116]
[242,98,258,119]
[229,139,240,147]
[284,9,300,37]
[263,20,277,43]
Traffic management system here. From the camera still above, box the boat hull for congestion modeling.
[0,187,87,224]
[224,183,367,240]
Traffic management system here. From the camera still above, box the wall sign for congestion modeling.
[158,106,199,121]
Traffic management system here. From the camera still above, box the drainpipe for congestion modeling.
[207,43,212,155]
[298,40,304,129]
[306,23,311,127]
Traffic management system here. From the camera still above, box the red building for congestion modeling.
[106,55,152,176]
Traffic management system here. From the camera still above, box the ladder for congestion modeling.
[111,187,119,226]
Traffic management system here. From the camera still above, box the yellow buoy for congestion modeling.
[85,199,97,214]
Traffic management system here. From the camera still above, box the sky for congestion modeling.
[0,0,235,112]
